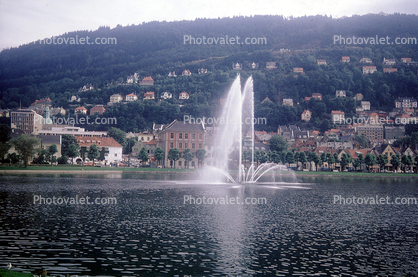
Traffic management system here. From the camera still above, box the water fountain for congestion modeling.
[206,75,295,184]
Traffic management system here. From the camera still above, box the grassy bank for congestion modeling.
[0,165,417,178]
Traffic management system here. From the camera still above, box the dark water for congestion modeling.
[0,173,417,276]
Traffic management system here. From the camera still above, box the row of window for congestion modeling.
[170,142,202,149]
[170,132,203,140]
[171,160,196,167]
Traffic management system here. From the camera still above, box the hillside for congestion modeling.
[1,14,418,131]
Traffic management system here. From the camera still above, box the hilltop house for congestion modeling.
[125,93,138,102]
[182,70,192,76]
[336,90,346,98]
[109,94,123,105]
[90,105,106,115]
[395,97,417,109]
[301,110,312,122]
[140,76,154,86]
[354,93,364,101]
[317,59,327,65]
[168,71,177,77]
[383,58,396,65]
[341,56,350,62]
[293,68,304,74]
[179,92,189,100]
[331,111,345,124]
[161,92,172,99]
[144,92,155,100]
[363,66,377,74]
[75,106,87,115]
[383,68,397,73]
[232,63,242,70]
[360,58,372,63]
[266,62,277,69]
[283,98,293,106]
[198,68,207,74]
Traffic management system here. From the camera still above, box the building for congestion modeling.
[361,101,371,111]
[39,126,107,137]
[90,105,106,115]
[336,90,346,98]
[168,71,177,77]
[266,62,277,69]
[161,92,172,99]
[401,58,412,63]
[383,68,397,73]
[317,59,327,65]
[155,120,205,168]
[11,109,43,134]
[137,130,154,142]
[301,110,312,122]
[182,70,192,76]
[109,94,123,105]
[198,68,207,74]
[232,63,242,70]
[74,106,87,115]
[331,111,345,124]
[248,62,259,69]
[356,124,384,141]
[144,92,155,100]
[384,126,405,140]
[383,58,396,65]
[179,92,189,100]
[38,134,62,159]
[293,68,304,74]
[341,56,350,62]
[69,95,80,102]
[131,138,157,160]
[354,93,364,101]
[78,84,94,92]
[283,98,293,106]
[395,97,417,108]
[139,76,154,86]
[363,66,377,74]
[360,58,372,64]
[74,136,123,164]
[125,93,138,102]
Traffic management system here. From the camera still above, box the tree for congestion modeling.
[340,153,350,171]
[0,141,11,161]
[320,119,330,133]
[357,153,364,172]
[390,154,401,172]
[355,135,369,148]
[333,153,340,171]
[326,153,334,170]
[88,144,100,166]
[67,144,79,164]
[285,151,295,167]
[298,152,307,170]
[124,137,138,155]
[183,148,194,169]
[33,148,49,164]
[307,152,321,171]
[7,153,20,164]
[0,124,12,161]
[48,144,58,165]
[269,135,288,152]
[154,147,164,166]
[168,148,180,168]
[11,134,40,168]
[376,154,388,172]
[138,147,149,164]
[61,135,78,157]
[401,155,413,173]
[352,159,360,172]
[365,153,376,172]
[195,149,207,168]
[108,127,127,147]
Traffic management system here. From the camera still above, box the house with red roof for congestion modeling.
[179,92,189,100]
[144,92,155,100]
[74,136,123,164]
[125,93,138,102]
[90,105,106,115]
[75,106,88,115]
[139,76,154,86]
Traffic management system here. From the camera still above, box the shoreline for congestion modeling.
[0,167,417,178]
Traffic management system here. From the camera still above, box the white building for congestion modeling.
[74,136,123,164]
[161,92,173,99]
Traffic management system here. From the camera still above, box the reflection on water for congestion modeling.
[0,174,417,276]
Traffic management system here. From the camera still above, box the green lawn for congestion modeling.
[0,164,192,172]
[0,269,34,277]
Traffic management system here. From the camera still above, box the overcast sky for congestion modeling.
[1,0,417,50]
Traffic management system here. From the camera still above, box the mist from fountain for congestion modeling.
[207,75,295,184]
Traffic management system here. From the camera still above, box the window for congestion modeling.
[192,143,195,149]
[185,143,188,149]
[192,161,195,167]
[192,133,196,140]
[114,153,117,157]
[170,133,174,139]
[147,137,150,141]
[199,143,202,149]
[170,142,174,148]
[178,161,182,167]
[185,133,189,139]
[179,133,183,139]
[179,143,183,149]
[199,134,202,140]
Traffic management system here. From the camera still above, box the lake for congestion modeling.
[0,173,417,276]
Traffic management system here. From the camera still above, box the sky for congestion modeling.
[1,0,417,50]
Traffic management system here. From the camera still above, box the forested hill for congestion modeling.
[1,14,418,131]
